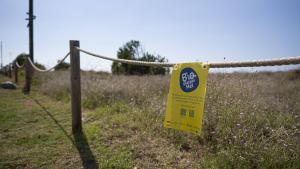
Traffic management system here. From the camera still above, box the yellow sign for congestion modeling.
[164,62,209,134]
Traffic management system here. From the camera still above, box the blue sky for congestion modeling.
[1,0,300,72]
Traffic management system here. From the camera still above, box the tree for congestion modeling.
[112,40,169,75]
[14,53,46,70]
[15,53,27,65]
[34,62,46,70]
[112,40,140,74]
[54,61,70,70]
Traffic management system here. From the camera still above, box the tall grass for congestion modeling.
[35,70,300,168]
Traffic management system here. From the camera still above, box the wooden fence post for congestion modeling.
[14,63,18,83]
[69,40,82,133]
[4,66,7,76]
[23,55,34,94]
[8,63,12,78]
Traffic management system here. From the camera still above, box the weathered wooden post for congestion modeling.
[4,66,7,76]
[8,63,12,78]
[23,55,34,94]
[69,40,82,133]
[14,63,18,83]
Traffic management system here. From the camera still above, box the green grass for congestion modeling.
[0,77,135,168]
[1,69,299,168]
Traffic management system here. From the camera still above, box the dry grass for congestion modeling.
[33,70,299,168]
[38,71,170,111]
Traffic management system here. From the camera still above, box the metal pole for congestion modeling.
[27,0,35,62]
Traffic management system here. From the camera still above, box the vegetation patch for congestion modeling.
[1,69,299,168]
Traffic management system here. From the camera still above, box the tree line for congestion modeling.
[112,40,169,75]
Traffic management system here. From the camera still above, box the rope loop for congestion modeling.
[15,61,24,69]
[27,52,70,72]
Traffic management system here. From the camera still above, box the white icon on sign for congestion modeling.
[189,72,197,80]
[181,72,197,82]
[182,73,188,82]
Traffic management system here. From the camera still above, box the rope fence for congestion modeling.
[77,47,174,67]
[2,46,300,74]
[76,47,300,68]
[1,40,300,134]
[1,52,70,72]
[1,52,70,92]
[15,61,24,69]
[27,52,70,72]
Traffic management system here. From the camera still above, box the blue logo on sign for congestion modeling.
[180,67,199,92]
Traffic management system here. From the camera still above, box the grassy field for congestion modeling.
[0,69,299,168]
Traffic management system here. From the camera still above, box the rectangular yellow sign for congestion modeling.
[164,62,209,134]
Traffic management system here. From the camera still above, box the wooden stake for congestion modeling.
[14,63,18,83]
[23,55,34,94]
[8,64,12,78]
[69,40,82,133]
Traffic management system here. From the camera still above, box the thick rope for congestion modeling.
[210,57,300,68]
[15,61,24,69]
[76,47,174,67]
[27,52,70,72]
[76,47,300,68]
